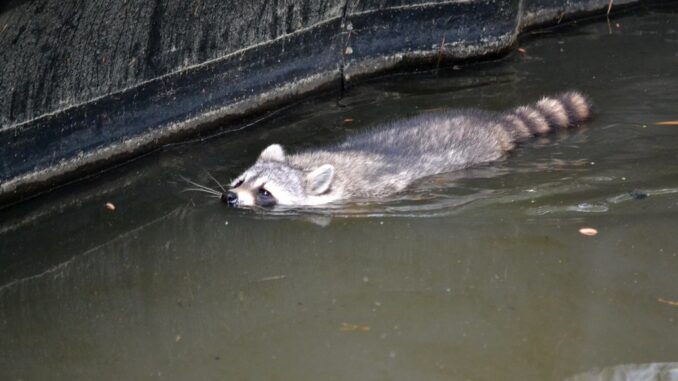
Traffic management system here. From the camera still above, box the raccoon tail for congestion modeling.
[502,91,593,142]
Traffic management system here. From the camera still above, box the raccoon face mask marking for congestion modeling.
[225,144,336,207]
[227,144,291,207]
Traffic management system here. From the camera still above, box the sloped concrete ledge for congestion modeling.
[0,0,638,205]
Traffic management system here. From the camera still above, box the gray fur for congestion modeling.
[227,92,592,207]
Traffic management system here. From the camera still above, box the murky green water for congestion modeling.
[2,6,678,381]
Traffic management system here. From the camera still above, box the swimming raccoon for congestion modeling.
[224,91,592,207]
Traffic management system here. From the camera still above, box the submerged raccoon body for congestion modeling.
[225,91,592,207]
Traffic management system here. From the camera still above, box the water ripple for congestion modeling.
[526,202,609,216]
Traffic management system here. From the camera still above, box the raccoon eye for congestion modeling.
[255,186,276,207]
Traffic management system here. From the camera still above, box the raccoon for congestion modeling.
[224,91,592,207]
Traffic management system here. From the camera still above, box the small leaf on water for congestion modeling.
[578,227,598,237]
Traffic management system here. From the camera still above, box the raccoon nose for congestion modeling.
[222,191,238,205]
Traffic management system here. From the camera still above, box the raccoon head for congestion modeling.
[223,144,336,207]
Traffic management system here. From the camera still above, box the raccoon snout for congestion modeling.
[222,191,238,206]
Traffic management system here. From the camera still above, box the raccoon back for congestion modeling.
[291,91,592,198]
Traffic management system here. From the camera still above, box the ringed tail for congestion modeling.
[502,91,593,142]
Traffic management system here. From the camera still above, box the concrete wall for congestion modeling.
[0,0,637,204]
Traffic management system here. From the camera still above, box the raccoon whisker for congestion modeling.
[184,182,220,194]
[204,170,227,193]
[178,176,221,194]
[181,187,222,196]
[182,179,217,192]
[181,187,220,195]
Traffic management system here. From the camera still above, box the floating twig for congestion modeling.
[340,322,370,332]
[258,275,287,282]
[436,35,446,72]
[658,298,678,307]
[655,120,678,126]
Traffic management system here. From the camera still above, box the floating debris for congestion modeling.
[657,298,678,307]
[629,190,648,200]
[655,120,678,126]
[340,322,370,332]
[578,227,598,236]
[258,275,287,282]
[518,47,526,54]
[436,35,446,70]
[343,118,354,123]
[105,202,116,211]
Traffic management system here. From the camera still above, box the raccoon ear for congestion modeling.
[259,144,285,162]
[306,164,335,195]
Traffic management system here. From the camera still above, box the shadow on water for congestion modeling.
[1,5,678,381]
